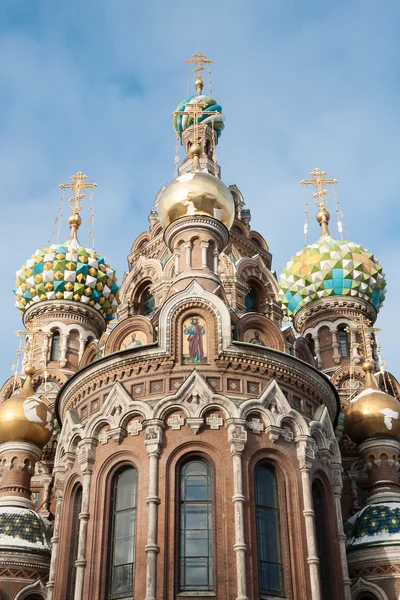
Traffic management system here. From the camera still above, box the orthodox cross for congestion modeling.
[15,321,52,365]
[173,98,219,147]
[346,315,381,360]
[59,171,97,215]
[300,168,339,209]
[185,51,213,93]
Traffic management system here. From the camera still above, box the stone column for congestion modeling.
[200,241,209,268]
[174,249,180,275]
[184,242,192,269]
[42,334,50,365]
[331,329,341,364]
[312,333,323,369]
[227,419,249,600]
[59,333,69,368]
[78,337,86,362]
[47,466,66,600]
[331,464,352,600]
[213,248,219,273]
[296,438,321,600]
[144,420,164,600]
[73,439,96,600]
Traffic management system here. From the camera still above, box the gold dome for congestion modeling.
[345,361,400,445]
[158,171,235,230]
[0,368,53,449]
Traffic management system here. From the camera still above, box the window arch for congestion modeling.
[245,284,260,313]
[255,464,285,597]
[179,459,213,592]
[338,325,349,358]
[107,467,138,600]
[141,288,155,316]
[67,485,82,600]
[312,480,334,600]
[50,331,61,361]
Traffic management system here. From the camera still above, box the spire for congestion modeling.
[300,168,339,238]
[59,171,97,241]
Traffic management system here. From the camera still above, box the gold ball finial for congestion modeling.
[68,213,82,228]
[24,364,36,377]
[188,143,202,170]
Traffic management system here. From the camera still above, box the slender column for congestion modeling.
[59,333,69,367]
[213,248,219,273]
[227,420,249,600]
[184,242,192,269]
[144,420,164,600]
[78,337,86,362]
[296,438,321,600]
[47,466,66,600]
[42,334,50,364]
[331,464,351,600]
[200,241,209,268]
[312,333,322,369]
[350,331,361,364]
[174,249,180,275]
[74,440,96,600]
[331,329,341,364]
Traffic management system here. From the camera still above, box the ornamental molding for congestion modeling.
[14,578,48,599]
[350,576,389,600]
[24,299,106,333]
[294,296,376,332]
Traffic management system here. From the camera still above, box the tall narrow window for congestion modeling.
[141,289,155,316]
[180,460,213,591]
[338,327,349,358]
[255,465,284,597]
[50,332,60,361]
[68,486,82,600]
[108,467,138,600]
[312,481,334,600]
[245,286,259,313]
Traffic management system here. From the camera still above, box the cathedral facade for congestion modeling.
[0,56,399,600]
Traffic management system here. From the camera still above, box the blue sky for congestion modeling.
[0,0,399,384]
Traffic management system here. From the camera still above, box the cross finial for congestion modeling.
[59,171,97,215]
[16,321,52,369]
[185,52,213,94]
[300,168,339,237]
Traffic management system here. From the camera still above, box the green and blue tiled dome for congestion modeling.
[345,502,400,548]
[173,94,225,138]
[14,239,119,322]
[0,506,51,551]
[279,236,386,317]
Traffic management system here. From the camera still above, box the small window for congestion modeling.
[50,332,61,361]
[245,286,259,313]
[67,486,82,600]
[255,465,285,597]
[338,327,349,358]
[141,289,155,316]
[179,460,213,592]
[108,468,138,600]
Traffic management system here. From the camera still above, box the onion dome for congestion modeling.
[158,146,235,230]
[0,506,51,551]
[173,94,225,139]
[0,365,53,449]
[278,199,386,317]
[345,361,400,445]
[14,214,119,322]
[345,502,400,548]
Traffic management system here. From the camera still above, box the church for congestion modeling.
[0,54,399,600]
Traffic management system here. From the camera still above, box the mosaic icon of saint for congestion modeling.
[125,332,143,349]
[249,330,265,346]
[184,317,206,363]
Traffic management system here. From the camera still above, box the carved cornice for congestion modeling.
[24,300,106,334]
[164,215,229,251]
[294,296,376,332]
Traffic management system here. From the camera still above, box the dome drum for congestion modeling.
[163,214,230,253]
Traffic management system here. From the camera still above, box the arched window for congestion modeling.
[245,286,259,313]
[312,481,334,600]
[50,331,60,361]
[67,486,82,600]
[141,288,155,316]
[108,467,138,600]
[179,460,213,592]
[255,465,284,597]
[338,326,349,358]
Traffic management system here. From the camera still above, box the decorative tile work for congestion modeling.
[0,507,49,549]
[227,378,241,392]
[14,242,119,321]
[247,381,260,395]
[206,377,221,392]
[279,236,386,316]
[345,502,400,547]
[150,380,164,394]
[170,378,184,392]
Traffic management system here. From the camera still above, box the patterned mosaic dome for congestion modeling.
[345,502,400,548]
[14,239,119,321]
[173,95,225,138]
[0,506,51,551]
[279,236,386,317]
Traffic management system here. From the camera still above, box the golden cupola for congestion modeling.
[0,365,53,449]
[345,360,400,445]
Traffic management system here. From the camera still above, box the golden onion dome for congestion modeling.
[345,360,400,445]
[157,168,235,231]
[0,366,53,449]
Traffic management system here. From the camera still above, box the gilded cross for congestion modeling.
[16,321,52,365]
[346,316,381,359]
[185,51,213,80]
[300,168,339,209]
[59,171,97,214]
